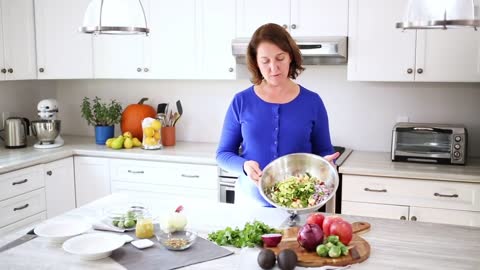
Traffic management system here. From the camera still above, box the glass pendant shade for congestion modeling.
[396,0,480,30]
[80,0,149,35]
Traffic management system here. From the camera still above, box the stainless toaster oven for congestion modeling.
[391,122,467,165]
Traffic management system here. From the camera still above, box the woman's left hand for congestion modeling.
[324,152,340,167]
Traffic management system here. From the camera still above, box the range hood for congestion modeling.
[232,36,348,65]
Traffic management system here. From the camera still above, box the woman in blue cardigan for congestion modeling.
[216,23,339,207]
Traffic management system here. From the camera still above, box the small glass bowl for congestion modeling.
[156,230,197,251]
[103,204,147,231]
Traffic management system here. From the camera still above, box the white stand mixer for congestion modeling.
[33,99,64,149]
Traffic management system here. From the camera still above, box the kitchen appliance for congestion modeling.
[391,122,467,165]
[1,117,30,148]
[232,36,348,65]
[30,99,64,149]
[218,168,237,204]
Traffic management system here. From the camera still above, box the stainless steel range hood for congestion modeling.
[232,36,348,65]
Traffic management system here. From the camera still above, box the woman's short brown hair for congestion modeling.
[246,23,304,85]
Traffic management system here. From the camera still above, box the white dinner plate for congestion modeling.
[62,233,125,260]
[34,221,92,243]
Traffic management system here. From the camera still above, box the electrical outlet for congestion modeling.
[1,112,11,130]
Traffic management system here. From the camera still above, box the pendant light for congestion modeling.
[396,0,480,30]
[80,0,149,35]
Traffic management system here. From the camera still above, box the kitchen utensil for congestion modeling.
[0,228,37,252]
[157,103,168,114]
[156,230,197,251]
[2,117,29,148]
[62,233,125,260]
[34,220,91,243]
[174,100,183,126]
[266,222,371,267]
[259,153,339,224]
[32,99,64,149]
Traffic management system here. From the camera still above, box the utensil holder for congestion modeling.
[161,126,176,146]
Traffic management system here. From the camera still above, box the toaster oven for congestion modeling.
[391,122,467,165]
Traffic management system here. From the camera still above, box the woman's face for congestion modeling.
[256,42,291,86]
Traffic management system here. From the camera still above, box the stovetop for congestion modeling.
[334,145,353,167]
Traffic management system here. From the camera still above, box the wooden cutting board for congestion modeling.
[265,222,371,267]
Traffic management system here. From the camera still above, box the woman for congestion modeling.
[217,23,339,207]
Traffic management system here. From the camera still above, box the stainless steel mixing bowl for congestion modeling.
[259,153,339,215]
[31,120,61,144]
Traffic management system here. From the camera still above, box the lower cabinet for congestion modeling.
[74,156,111,207]
[44,157,75,218]
[110,158,219,202]
[341,175,480,227]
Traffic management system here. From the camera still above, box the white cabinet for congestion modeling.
[44,157,75,218]
[34,0,93,79]
[236,0,348,37]
[342,175,480,227]
[74,157,111,207]
[93,0,151,79]
[110,159,218,202]
[348,0,480,82]
[0,165,46,234]
[0,0,36,80]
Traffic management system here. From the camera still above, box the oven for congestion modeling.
[218,169,237,204]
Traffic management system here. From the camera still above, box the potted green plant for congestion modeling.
[81,96,122,145]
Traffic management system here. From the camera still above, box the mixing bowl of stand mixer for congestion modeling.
[31,99,64,149]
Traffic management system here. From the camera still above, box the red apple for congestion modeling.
[330,220,353,245]
[322,216,343,237]
[306,213,325,228]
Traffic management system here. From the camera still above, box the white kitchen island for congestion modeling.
[0,193,479,270]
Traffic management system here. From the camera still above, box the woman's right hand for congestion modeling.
[243,160,262,185]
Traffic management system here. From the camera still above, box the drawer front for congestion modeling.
[0,212,46,237]
[342,175,480,211]
[111,181,218,202]
[0,165,44,201]
[110,159,218,189]
[0,189,46,228]
[342,201,410,221]
[410,207,480,227]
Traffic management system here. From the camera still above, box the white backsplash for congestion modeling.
[1,66,479,156]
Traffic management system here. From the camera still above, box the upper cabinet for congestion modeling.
[93,0,151,79]
[0,0,37,80]
[34,0,93,79]
[348,0,480,82]
[236,0,348,37]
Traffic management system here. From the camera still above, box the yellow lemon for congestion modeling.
[151,120,162,131]
[154,131,161,140]
[123,131,133,139]
[144,137,157,146]
[143,127,155,137]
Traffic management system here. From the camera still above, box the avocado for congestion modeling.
[277,249,297,270]
[257,249,276,269]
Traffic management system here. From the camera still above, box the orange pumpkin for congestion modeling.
[121,98,157,140]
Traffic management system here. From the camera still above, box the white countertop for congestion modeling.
[339,151,480,183]
[1,193,479,270]
[0,135,218,174]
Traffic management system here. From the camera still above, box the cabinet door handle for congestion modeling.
[407,68,413,74]
[417,68,423,74]
[291,24,297,29]
[7,68,13,73]
[46,171,52,176]
[12,179,28,185]
[400,216,406,220]
[127,170,144,174]
[1,68,6,73]
[39,67,45,73]
[13,204,29,211]
[282,24,288,29]
[364,188,387,193]
[181,174,200,178]
[434,192,458,198]
[144,67,149,72]
[228,67,234,72]
[410,216,417,221]
[137,67,142,72]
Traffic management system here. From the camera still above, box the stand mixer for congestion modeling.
[31,99,64,149]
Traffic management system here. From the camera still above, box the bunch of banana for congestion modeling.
[105,132,142,150]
